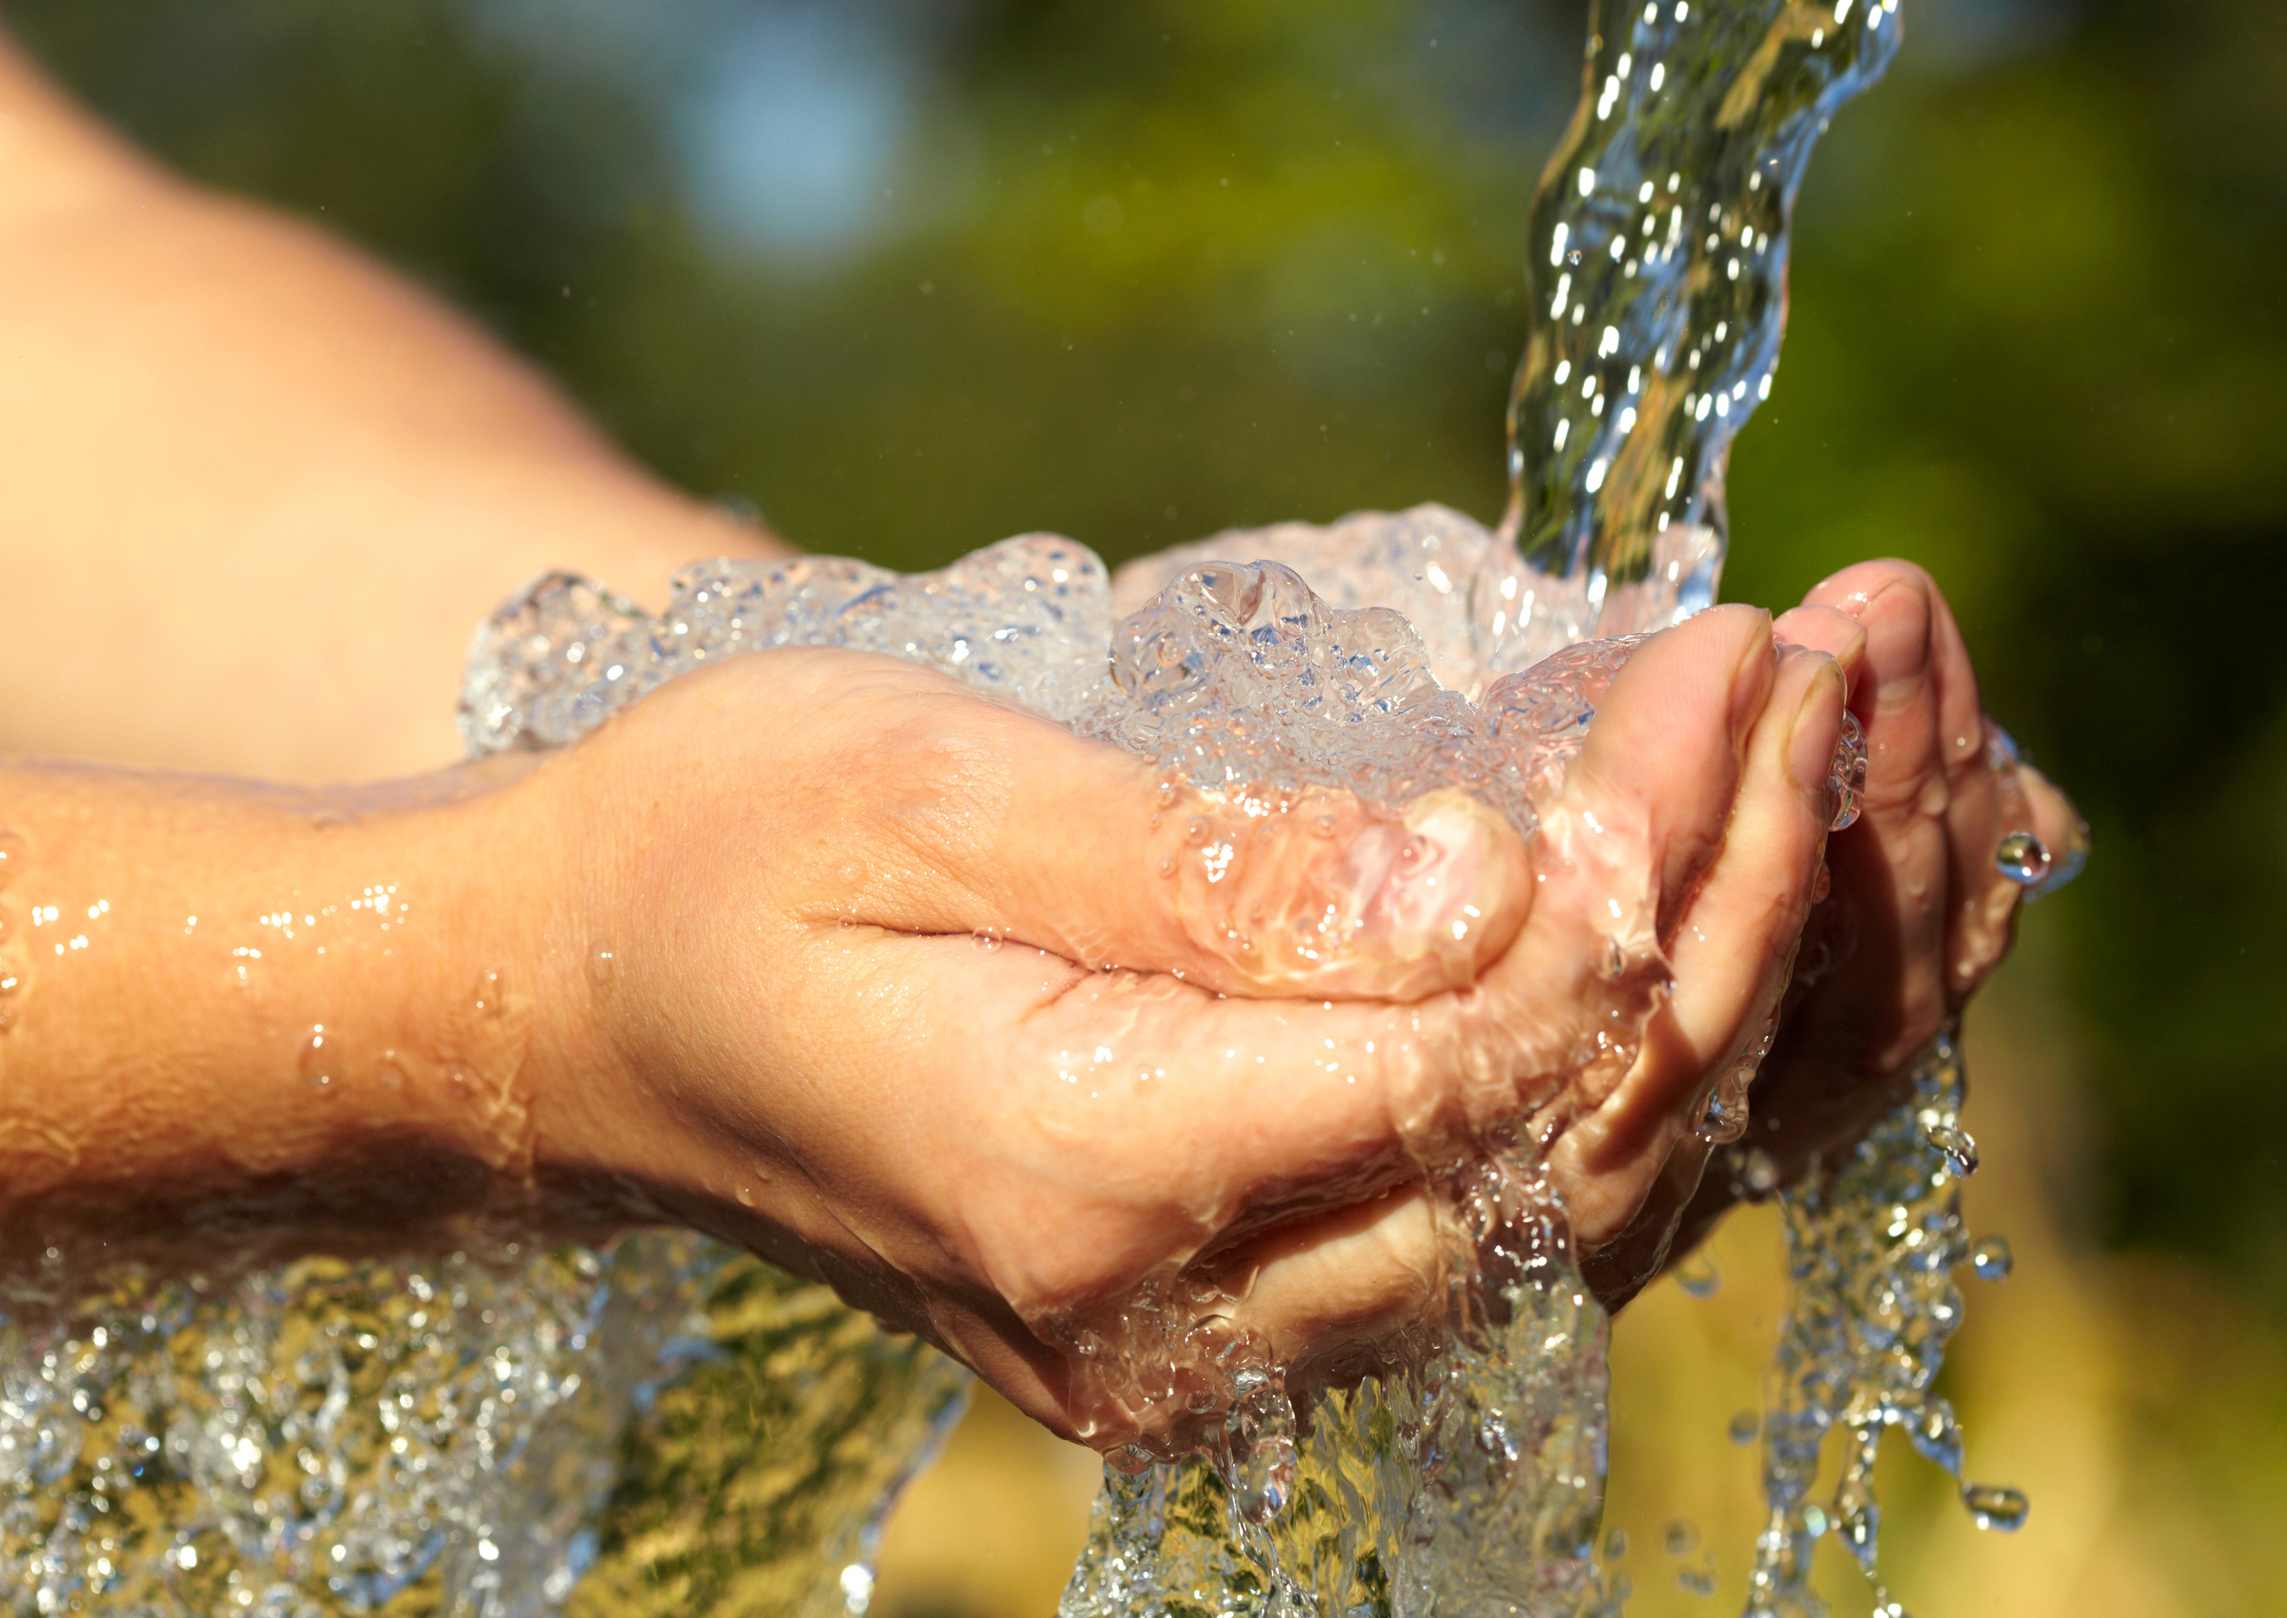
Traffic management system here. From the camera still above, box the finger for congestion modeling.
[1802,561,1954,1064]
[1773,603,1869,689]
[1212,1182,1441,1373]
[1550,645,1846,1240]
[1556,602,1778,942]
[748,648,1534,1002]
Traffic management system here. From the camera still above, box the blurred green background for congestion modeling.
[6,0,2281,1611]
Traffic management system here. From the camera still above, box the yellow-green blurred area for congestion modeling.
[7,0,2282,1611]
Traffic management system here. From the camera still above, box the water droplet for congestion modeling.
[1961,1482,2029,1532]
[1604,1527,1629,1560]
[971,932,1003,952]
[0,963,20,998]
[1156,852,1177,878]
[1608,1568,1634,1601]
[1675,1254,1720,1299]
[1309,811,1339,838]
[1994,830,2051,886]
[375,1051,407,1090]
[1801,1504,1830,1538]
[0,830,27,889]
[1925,1123,1978,1176]
[1970,1235,2013,1281]
[1829,711,1867,830]
[1155,780,1178,810]
[1728,1410,1759,1445]
[299,1027,337,1091]
[475,968,509,1017]
[1675,1561,1717,1597]
[1664,1519,1699,1556]
[308,810,352,835]
[587,948,617,987]
[1184,817,1209,846]
[1736,1146,1780,1199]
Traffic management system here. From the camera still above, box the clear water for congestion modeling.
[3,0,2058,1612]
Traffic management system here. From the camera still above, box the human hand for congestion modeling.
[1584,561,2086,1303]
[509,602,1848,1449]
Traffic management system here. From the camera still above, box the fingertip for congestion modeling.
[1773,604,1870,704]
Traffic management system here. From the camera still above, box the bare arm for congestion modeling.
[0,30,787,782]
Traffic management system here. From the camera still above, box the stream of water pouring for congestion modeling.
[0,2,2057,1614]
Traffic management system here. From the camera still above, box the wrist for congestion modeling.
[0,760,565,1266]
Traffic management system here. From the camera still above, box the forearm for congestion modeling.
[0,757,570,1267]
[0,31,790,783]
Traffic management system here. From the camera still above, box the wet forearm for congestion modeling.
[0,758,567,1265]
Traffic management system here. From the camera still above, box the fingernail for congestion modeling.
[1786,655,1847,802]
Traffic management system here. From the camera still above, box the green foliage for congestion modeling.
[9,0,2281,1298]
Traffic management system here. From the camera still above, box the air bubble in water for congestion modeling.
[1971,1235,2013,1281]
[1994,830,2051,886]
[1926,1123,1979,1176]
[1829,710,1867,829]
[1962,1482,2030,1532]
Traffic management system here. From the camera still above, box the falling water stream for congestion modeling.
[0,2,2075,1614]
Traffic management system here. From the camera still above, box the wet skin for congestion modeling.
[0,25,2079,1457]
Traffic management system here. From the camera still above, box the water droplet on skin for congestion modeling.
[1675,1255,1720,1299]
[1961,1481,2029,1532]
[1828,711,1867,830]
[972,932,1003,952]
[308,810,352,835]
[299,1027,337,1091]
[587,948,616,987]
[1156,852,1178,878]
[1728,1410,1759,1445]
[1183,817,1209,846]
[1664,1519,1699,1556]
[1925,1124,1978,1176]
[375,1051,407,1090]
[1994,830,2051,886]
[0,964,20,998]
[1309,812,1338,838]
[475,968,508,1017]
[735,1187,756,1208]
[1155,780,1178,810]
[0,831,27,888]
[1970,1236,2013,1281]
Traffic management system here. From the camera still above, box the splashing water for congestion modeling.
[1736,1029,2028,1618]
[0,1235,967,1617]
[0,0,2067,1612]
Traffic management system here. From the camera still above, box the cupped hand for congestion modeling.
[508,605,1846,1449]
[1587,561,2086,1304]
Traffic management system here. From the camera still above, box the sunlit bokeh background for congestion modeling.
[7,0,2282,1612]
